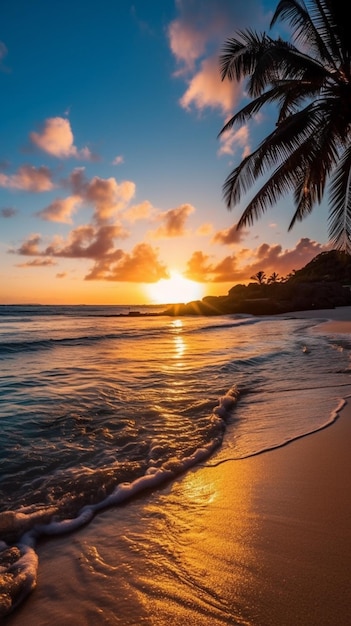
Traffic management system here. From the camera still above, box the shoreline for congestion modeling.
[6,403,351,625]
[4,306,351,626]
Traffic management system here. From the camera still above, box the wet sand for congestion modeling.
[4,307,351,626]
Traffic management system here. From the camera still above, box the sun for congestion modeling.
[146,271,204,305]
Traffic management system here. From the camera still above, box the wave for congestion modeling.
[0,386,240,618]
[0,331,137,355]
[0,304,167,318]
[0,314,265,357]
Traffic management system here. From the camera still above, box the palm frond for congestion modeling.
[223,104,320,209]
[218,89,278,137]
[328,147,351,251]
[219,0,351,245]
[223,100,328,209]
[289,171,315,229]
[218,81,315,137]
[271,0,339,70]
[219,30,270,83]
[236,157,307,227]
[230,98,342,227]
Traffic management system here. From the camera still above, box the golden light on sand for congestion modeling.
[146,271,204,305]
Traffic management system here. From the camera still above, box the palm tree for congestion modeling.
[219,0,351,252]
[250,270,266,284]
[267,272,280,284]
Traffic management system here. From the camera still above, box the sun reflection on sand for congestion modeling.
[180,473,217,506]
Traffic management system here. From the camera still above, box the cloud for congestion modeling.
[30,117,93,160]
[123,200,155,223]
[11,220,168,284]
[12,223,128,260]
[45,224,129,259]
[169,0,267,115]
[212,222,248,245]
[0,165,54,191]
[16,258,57,268]
[168,18,208,73]
[112,155,124,165]
[185,238,330,283]
[184,250,215,282]
[0,41,8,62]
[85,243,169,282]
[217,125,250,157]
[0,41,10,72]
[86,177,135,222]
[151,203,195,238]
[35,168,137,226]
[36,196,82,223]
[0,207,17,218]
[66,169,136,223]
[196,222,213,236]
[10,234,42,256]
[247,238,330,279]
[180,56,239,115]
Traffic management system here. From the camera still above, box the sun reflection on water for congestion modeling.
[170,319,186,363]
[174,335,185,359]
[171,319,183,330]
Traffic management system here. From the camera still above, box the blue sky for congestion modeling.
[0,0,331,304]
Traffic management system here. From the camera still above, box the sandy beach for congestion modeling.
[4,307,351,626]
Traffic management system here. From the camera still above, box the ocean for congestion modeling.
[1,303,351,621]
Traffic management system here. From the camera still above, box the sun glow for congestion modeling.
[146,271,204,305]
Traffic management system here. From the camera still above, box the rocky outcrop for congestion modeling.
[163,251,351,316]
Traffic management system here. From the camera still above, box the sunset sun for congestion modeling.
[146,271,204,305]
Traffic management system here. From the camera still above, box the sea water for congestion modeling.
[1,304,351,618]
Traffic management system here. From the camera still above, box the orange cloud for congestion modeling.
[13,234,43,256]
[212,223,248,245]
[12,221,168,283]
[168,1,244,72]
[123,200,155,222]
[151,203,195,238]
[180,56,239,114]
[185,238,330,283]
[30,117,93,160]
[16,258,57,268]
[168,19,207,72]
[13,223,129,261]
[85,243,169,282]
[184,250,214,282]
[45,224,129,259]
[86,177,135,222]
[169,1,267,115]
[0,165,54,191]
[66,169,136,223]
[37,196,82,223]
[196,222,213,236]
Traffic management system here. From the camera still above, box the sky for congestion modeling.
[0,0,332,305]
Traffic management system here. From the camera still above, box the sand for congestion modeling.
[4,307,351,626]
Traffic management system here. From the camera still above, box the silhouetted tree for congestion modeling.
[219,0,351,251]
[267,272,280,284]
[250,270,266,284]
